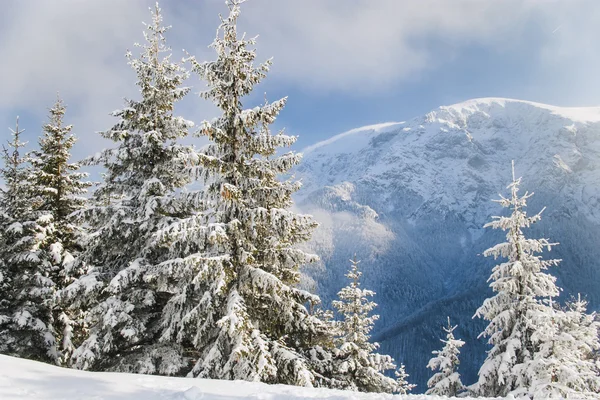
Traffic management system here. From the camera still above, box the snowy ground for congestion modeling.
[0,355,493,400]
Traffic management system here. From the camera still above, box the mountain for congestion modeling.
[294,98,600,392]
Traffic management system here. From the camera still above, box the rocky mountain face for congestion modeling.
[294,98,600,391]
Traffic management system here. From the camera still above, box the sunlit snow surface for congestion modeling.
[0,355,497,400]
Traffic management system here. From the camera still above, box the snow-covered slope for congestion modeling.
[295,98,600,391]
[0,355,486,399]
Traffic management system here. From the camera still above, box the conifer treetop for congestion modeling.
[32,95,90,223]
[89,1,193,200]
[1,117,29,220]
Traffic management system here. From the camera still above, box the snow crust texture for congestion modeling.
[0,355,492,399]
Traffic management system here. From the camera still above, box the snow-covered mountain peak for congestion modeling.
[301,98,600,160]
[297,97,600,224]
[438,97,600,123]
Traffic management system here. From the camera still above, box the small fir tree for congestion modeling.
[426,317,465,397]
[474,161,561,397]
[332,256,414,394]
[182,0,332,386]
[395,364,415,395]
[28,97,92,364]
[0,118,58,363]
[69,4,195,374]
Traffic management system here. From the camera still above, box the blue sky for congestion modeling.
[1,0,600,160]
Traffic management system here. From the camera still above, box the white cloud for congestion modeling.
[236,0,539,93]
[2,0,598,111]
[0,0,145,158]
[0,1,147,109]
[1,0,599,164]
[532,2,600,106]
[0,0,214,160]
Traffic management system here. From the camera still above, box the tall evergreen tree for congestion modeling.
[28,97,92,364]
[70,4,195,374]
[0,118,58,363]
[0,119,29,302]
[474,161,561,397]
[332,256,414,394]
[183,0,332,386]
[426,317,465,397]
[0,118,30,352]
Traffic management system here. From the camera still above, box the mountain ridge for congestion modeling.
[302,97,600,157]
[295,97,600,391]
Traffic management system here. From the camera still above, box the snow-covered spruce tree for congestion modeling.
[183,0,332,386]
[426,317,465,397]
[0,119,29,296]
[528,295,600,399]
[69,4,195,374]
[474,161,561,398]
[332,256,415,394]
[0,118,31,355]
[28,97,92,365]
[0,118,58,363]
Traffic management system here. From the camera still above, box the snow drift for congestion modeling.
[0,354,492,399]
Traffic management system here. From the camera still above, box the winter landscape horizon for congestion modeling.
[2,0,600,399]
